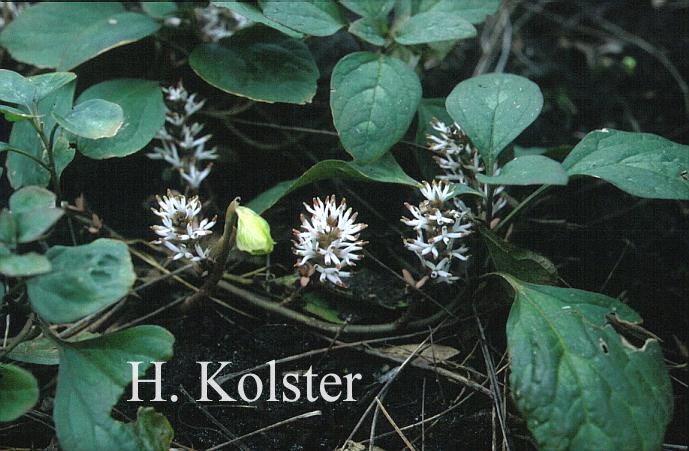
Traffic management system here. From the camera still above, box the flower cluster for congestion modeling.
[293,196,367,287]
[428,119,507,216]
[151,191,216,262]
[402,180,473,283]
[195,3,251,42]
[147,82,218,190]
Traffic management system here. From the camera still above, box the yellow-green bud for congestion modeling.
[235,206,275,255]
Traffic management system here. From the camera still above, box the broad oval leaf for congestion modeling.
[212,1,303,38]
[0,2,161,71]
[190,26,319,104]
[54,326,174,451]
[395,12,476,45]
[563,129,689,200]
[76,79,165,159]
[260,0,345,36]
[331,52,422,161]
[477,155,568,186]
[5,81,75,189]
[247,153,418,213]
[26,238,135,323]
[53,99,124,140]
[0,363,39,422]
[446,73,543,165]
[0,253,51,277]
[503,275,673,451]
[9,186,63,243]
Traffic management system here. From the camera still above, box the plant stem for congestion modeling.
[494,184,550,233]
[0,313,35,360]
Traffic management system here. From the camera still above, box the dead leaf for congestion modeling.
[382,343,460,365]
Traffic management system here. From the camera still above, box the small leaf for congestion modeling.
[446,73,543,166]
[6,81,75,189]
[477,155,568,186]
[132,407,175,451]
[0,253,51,277]
[9,186,64,243]
[340,0,395,18]
[53,99,124,139]
[479,225,558,284]
[27,238,135,323]
[0,209,17,248]
[302,292,344,324]
[562,129,689,200]
[349,17,386,46]
[502,275,673,451]
[0,363,39,422]
[212,1,303,38]
[141,1,177,19]
[247,153,418,213]
[0,105,33,122]
[418,0,499,24]
[260,0,345,36]
[76,79,166,159]
[331,52,422,161]
[7,331,99,365]
[54,326,174,451]
[0,2,161,71]
[28,72,77,101]
[395,12,476,45]
[190,26,319,104]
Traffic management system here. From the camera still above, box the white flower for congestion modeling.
[180,163,213,190]
[402,181,472,284]
[195,4,251,42]
[151,191,215,263]
[293,195,367,287]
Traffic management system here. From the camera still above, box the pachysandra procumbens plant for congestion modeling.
[0,70,177,450]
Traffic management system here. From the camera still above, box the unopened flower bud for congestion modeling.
[235,206,275,255]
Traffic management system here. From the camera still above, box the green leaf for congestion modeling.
[9,186,63,243]
[418,0,499,24]
[395,12,476,45]
[141,1,177,19]
[477,155,568,186]
[0,363,39,422]
[53,99,124,140]
[0,209,17,248]
[331,52,422,161]
[27,238,135,323]
[28,72,78,101]
[190,26,319,104]
[502,275,673,451]
[302,292,345,324]
[0,2,161,71]
[7,331,99,365]
[479,225,558,284]
[0,69,36,106]
[260,0,345,36]
[212,1,303,38]
[340,0,396,18]
[54,326,174,451]
[76,79,165,159]
[5,81,76,189]
[0,105,34,122]
[132,407,175,451]
[0,253,51,277]
[247,153,418,213]
[349,17,386,46]
[446,73,543,166]
[562,129,689,200]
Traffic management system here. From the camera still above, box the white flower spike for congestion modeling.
[293,195,367,288]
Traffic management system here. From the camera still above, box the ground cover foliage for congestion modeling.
[0,1,687,450]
